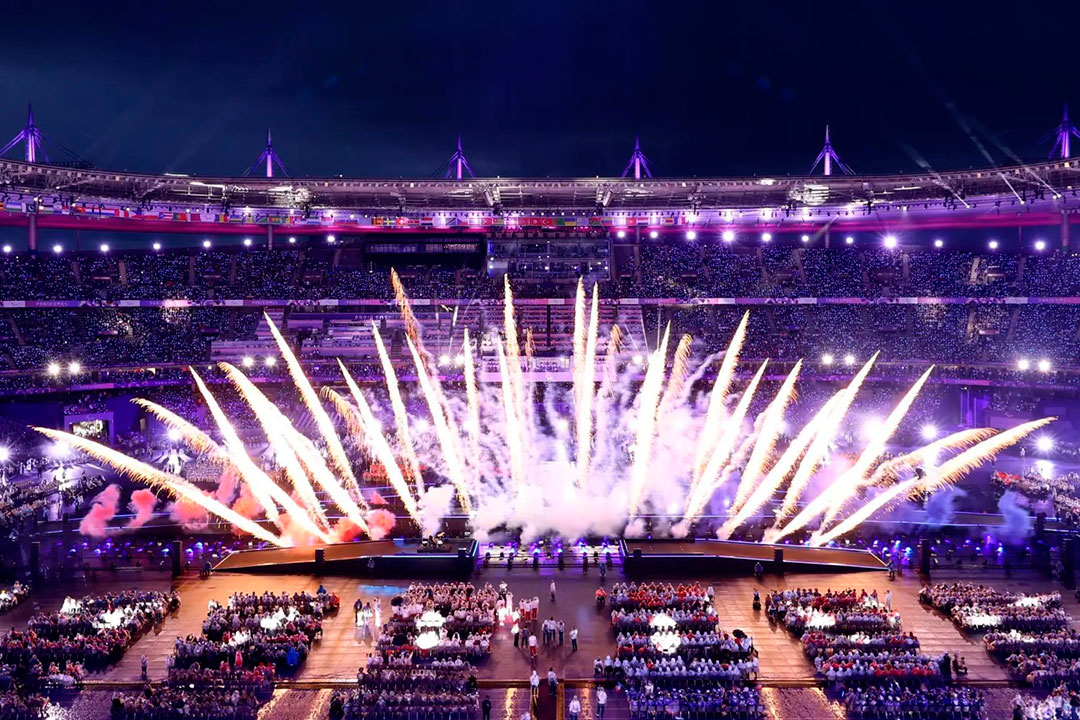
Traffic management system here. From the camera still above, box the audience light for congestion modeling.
[52,244,63,254]
[845,236,854,245]
[68,361,81,374]
[821,353,834,366]
[883,235,898,249]
[921,424,939,441]
[46,362,61,377]
[100,243,110,253]
[934,238,944,248]
[1034,240,1046,252]
[649,230,659,240]
[152,242,162,251]
[243,238,252,247]
[1016,358,1030,371]
[202,240,212,249]
[1038,359,1051,372]
[616,230,626,239]
[722,230,735,242]
[1,245,11,254]
[1036,436,1054,453]
[843,354,855,366]
[685,230,697,241]
[762,233,773,243]
[988,240,999,250]
[264,356,277,368]
[241,356,255,368]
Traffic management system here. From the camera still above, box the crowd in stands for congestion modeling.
[0,589,176,696]
[922,582,1080,691]
[113,588,333,719]
[604,582,763,719]
[770,586,979,717]
[0,583,28,614]
[341,583,494,720]
[374,582,496,663]
[920,583,1069,632]
[1013,683,1080,719]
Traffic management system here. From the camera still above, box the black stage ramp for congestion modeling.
[622,538,887,577]
[213,538,477,578]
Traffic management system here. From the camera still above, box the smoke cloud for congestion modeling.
[79,484,121,538]
[125,488,158,529]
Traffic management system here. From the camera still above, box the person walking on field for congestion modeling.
[550,580,557,602]
[570,626,578,652]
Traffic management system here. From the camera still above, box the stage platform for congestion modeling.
[213,538,477,578]
[621,538,887,576]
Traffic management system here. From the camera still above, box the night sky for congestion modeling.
[0,1,1073,179]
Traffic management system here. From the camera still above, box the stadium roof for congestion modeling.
[1,157,1076,215]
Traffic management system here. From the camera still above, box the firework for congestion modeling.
[691,312,749,494]
[628,324,671,517]
[575,283,600,487]
[34,427,286,547]
[133,398,225,462]
[371,321,425,496]
[730,360,802,514]
[263,312,359,496]
[810,418,1054,545]
[775,353,879,521]
[462,328,482,468]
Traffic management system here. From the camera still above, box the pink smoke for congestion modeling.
[125,489,158,529]
[367,490,388,506]
[365,509,397,540]
[167,498,208,530]
[230,483,262,520]
[329,518,364,543]
[215,468,239,505]
[79,484,121,538]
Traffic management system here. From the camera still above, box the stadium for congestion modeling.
[1,42,1080,719]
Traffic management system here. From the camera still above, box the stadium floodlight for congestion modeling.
[686,230,697,241]
[1035,240,1047,252]
[438,354,451,367]
[68,361,81,374]
[0,447,9,463]
[1038,359,1052,372]
[722,230,735,242]
[883,235,898,249]
[800,235,809,244]
[762,233,773,243]
[1036,436,1054,453]
[288,236,297,244]
[52,243,62,254]
[241,356,254,368]
[166,428,181,442]
[46,362,61,377]
[921,424,939,441]
[845,236,854,245]
[988,240,999,250]
[821,353,834,366]
[243,238,252,247]
[202,240,212,249]
[843,354,855,366]
[327,234,336,244]
[100,244,110,253]
[1,245,10,254]
[1017,358,1031,371]
[616,230,626,239]
[264,356,277,367]
[934,238,944,248]
[632,354,645,366]
[152,242,162,251]
[649,230,659,240]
